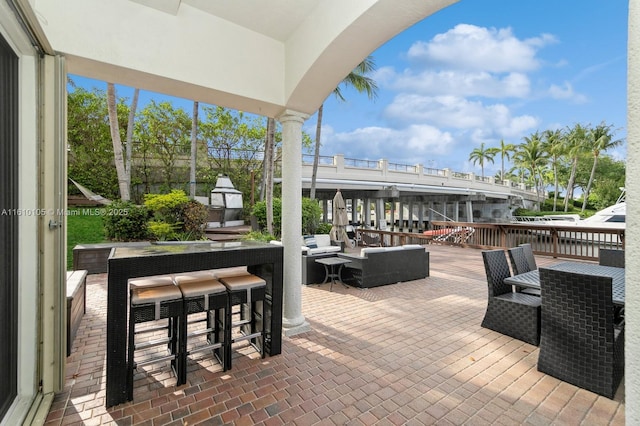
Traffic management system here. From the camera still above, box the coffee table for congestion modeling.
[315,257,351,291]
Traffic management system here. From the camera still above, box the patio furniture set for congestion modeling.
[337,245,430,288]
[105,241,283,407]
[481,245,625,399]
[273,235,431,289]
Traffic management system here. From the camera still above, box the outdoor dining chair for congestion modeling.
[518,243,537,270]
[481,250,541,346]
[599,248,625,268]
[508,246,541,296]
[537,268,624,399]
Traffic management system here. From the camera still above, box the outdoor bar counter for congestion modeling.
[105,241,283,407]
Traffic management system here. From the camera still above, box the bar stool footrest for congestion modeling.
[135,353,176,368]
[233,331,263,343]
[188,341,223,356]
[135,336,172,350]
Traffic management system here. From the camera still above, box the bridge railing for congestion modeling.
[297,154,539,198]
[356,221,624,261]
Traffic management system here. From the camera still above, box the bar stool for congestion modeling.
[127,276,184,399]
[218,273,267,370]
[173,271,228,383]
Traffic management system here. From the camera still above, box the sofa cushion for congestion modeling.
[303,235,318,248]
[402,244,424,250]
[360,246,387,257]
[307,246,341,255]
[315,234,332,247]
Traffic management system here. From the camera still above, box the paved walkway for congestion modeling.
[45,245,625,425]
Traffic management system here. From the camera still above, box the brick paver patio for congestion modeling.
[45,244,625,425]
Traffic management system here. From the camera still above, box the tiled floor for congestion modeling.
[45,245,625,425]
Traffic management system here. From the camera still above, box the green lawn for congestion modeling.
[66,208,108,269]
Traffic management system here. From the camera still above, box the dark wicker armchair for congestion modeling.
[481,250,541,345]
[518,243,537,270]
[508,246,540,296]
[537,268,624,399]
[598,248,625,268]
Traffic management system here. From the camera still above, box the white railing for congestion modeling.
[295,154,540,199]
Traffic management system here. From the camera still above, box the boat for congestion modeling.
[511,189,625,229]
[511,189,625,250]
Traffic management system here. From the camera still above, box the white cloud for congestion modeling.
[384,93,539,139]
[389,70,530,98]
[319,125,455,164]
[548,82,589,104]
[311,23,585,167]
[407,24,556,72]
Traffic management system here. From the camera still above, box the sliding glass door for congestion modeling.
[0,32,19,420]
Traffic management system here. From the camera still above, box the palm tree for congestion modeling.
[310,56,378,199]
[263,117,276,235]
[189,101,198,198]
[126,88,139,199]
[106,83,130,201]
[581,122,622,211]
[514,132,548,204]
[563,124,589,212]
[541,129,564,211]
[496,139,515,182]
[468,142,498,179]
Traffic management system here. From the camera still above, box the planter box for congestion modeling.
[73,242,152,274]
[66,270,88,356]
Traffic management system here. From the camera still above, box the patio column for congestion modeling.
[466,200,474,223]
[626,0,640,421]
[277,110,311,336]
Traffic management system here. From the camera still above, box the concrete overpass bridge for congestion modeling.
[278,154,542,230]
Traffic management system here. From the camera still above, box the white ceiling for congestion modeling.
[37,0,458,117]
[182,0,322,42]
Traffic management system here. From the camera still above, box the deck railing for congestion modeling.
[356,221,625,261]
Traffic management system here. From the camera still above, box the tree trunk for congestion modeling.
[190,101,199,199]
[259,118,269,202]
[125,88,138,200]
[564,157,578,211]
[106,83,130,201]
[581,155,599,212]
[553,160,559,212]
[310,103,323,200]
[265,117,275,235]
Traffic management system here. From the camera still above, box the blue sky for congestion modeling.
[71,0,628,177]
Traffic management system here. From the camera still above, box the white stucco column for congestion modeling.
[277,110,311,336]
[626,0,639,422]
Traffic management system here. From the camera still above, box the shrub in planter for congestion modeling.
[315,222,332,234]
[103,201,149,241]
[144,190,190,224]
[148,220,177,241]
[181,200,209,239]
[252,197,322,237]
[143,190,209,241]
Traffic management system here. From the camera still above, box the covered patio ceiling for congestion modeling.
[34,0,458,117]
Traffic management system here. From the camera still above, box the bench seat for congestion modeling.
[66,270,88,356]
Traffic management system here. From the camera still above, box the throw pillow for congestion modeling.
[303,235,318,248]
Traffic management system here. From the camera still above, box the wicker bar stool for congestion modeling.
[218,273,267,370]
[127,276,184,400]
[173,271,228,383]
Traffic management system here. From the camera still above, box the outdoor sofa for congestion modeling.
[337,244,429,288]
[270,234,343,284]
